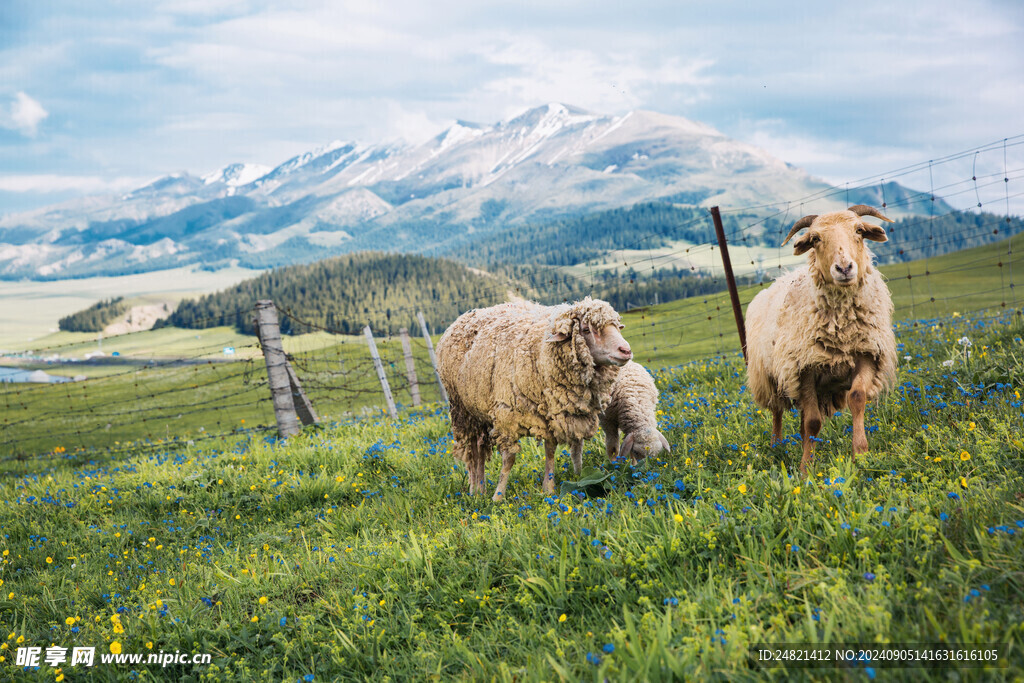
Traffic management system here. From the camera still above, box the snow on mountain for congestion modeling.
[201,163,272,187]
[0,103,933,279]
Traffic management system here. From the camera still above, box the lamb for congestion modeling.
[599,360,671,463]
[436,297,632,501]
[745,204,898,473]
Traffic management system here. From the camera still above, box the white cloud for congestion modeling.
[1,92,49,137]
[0,174,145,194]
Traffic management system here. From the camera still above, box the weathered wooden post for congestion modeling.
[364,325,398,419]
[416,311,448,404]
[399,328,422,407]
[255,300,301,438]
[710,206,748,363]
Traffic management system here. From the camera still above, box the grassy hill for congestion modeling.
[0,308,1020,680]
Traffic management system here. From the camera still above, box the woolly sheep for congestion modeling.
[437,297,632,501]
[745,204,898,473]
[599,360,670,463]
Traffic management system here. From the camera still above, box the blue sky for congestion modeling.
[1,0,1022,214]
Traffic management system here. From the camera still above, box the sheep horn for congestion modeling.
[781,215,818,246]
[847,205,894,223]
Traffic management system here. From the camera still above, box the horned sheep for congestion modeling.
[745,205,898,473]
[599,360,671,463]
[436,297,632,501]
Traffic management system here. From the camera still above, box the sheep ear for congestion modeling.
[617,433,635,461]
[545,315,573,342]
[861,224,888,243]
[792,232,814,255]
[657,431,671,452]
[544,331,569,342]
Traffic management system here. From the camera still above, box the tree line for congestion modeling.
[58,297,127,332]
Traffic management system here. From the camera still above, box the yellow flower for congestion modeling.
[673,513,684,523]
[967,422,976,431]
[169,578,176,586]
[46,557,53,564]
[959,451,971,461]
[258,596,268,605]
[793,487,801,495]
[146,642,153,649]
[558,614,567,623]
[250,615,258,623]
[16,635,24,644]
[113,624,124,634]
[56,675,64,682]
[933,457,943,463]
[64,617,75,626]
[109,642,121,655]
[738,484,747,495]
[960,477,969,489]
[379,599,386,607]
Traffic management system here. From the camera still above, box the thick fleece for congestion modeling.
[600,360,669,461]
[437,297,623,497]
[746,263,897,416]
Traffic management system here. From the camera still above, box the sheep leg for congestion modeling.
[570,440,583,475]
[542,440,557,494]
[798,374,822,475]
[848,358,874,459]
[474,436,488,496]
[771,409,784,446]
[492,438,520,502]
[605,430,619,463]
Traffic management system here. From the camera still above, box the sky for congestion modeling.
[1,0,1022,214]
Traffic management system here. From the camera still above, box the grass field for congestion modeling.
[0,309,1021,680]
[0,235,1021,679]
[0,266,264,350]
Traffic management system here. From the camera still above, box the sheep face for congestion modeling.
[618,428,671,463]
[784,206,893,288]
[545,297,632,367]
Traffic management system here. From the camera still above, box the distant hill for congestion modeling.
[58,297,127,332]
[159,252,512,336]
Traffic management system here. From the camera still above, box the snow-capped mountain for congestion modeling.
[0,103,940,279]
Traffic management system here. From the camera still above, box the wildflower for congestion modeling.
[957,337,972,347]
[603,643,615,654]
[967,422,976,431]
[169,578,176,586]
[793,487,800,495]
[673,513,684,523]
[251,615,258,623]
[109,642,122,655]
[146,642,153,649]
[864,573,876,581]
[64,617,75,626]
[942,360,955,368]
[46,557,53,564]
[280,617,287,627]
[558,614,567,623]
[737,484,747,495]
[960,451,971,461]
[960,477,968,489]
[259,596,268,605]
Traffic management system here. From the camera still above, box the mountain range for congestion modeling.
[0,103,952,280]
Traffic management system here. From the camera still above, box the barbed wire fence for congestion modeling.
[1,136,1021,460]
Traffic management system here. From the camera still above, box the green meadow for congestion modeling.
[0,237,1021,680]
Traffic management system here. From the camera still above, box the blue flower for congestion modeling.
[603,643,615,654]
[948,492,960,500]
[303,675,314,682]
[864,572,876,581]
[280,617,287,627]
[586,652,601,666]
[834,490,844,498]
[939,512,949,521]
[866,666,876,679]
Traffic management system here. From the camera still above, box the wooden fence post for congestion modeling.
[364,326,398,419]
[255,300,301,438]
[710,206,748,363]
[399,328,422,407]
[417,311,448,404]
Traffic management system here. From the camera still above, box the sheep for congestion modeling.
[745,204,898,473]
[436,297,632,501]
[598,360,671,464]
